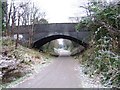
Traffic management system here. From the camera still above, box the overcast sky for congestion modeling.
[31,0,114,23]
[32,0,89,23]
[7,0,113,23]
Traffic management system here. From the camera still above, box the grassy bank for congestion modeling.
[78,46,120,88]
[0,37,53,89]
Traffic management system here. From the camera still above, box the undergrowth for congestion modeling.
[80,36,120,88]
[0,37,53,89]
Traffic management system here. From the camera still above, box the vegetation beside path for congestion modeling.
[0,37,53,89]
[76,1,120,88]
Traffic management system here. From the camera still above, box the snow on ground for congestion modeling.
[78,65,105,88]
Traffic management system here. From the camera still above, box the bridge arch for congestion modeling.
[32,34,89,49]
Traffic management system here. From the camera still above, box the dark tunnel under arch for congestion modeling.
[32,34,89,49]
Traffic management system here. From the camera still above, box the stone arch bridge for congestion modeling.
[13,23,92,49]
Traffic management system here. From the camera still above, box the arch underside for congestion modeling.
[32,35,89,49]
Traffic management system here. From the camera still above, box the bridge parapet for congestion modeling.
[33,23,79,34]
[12,23,92,48]
[13,23,78,34]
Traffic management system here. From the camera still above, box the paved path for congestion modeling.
[14,56,82,88]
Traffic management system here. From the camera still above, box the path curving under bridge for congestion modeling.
[13,56,82,88]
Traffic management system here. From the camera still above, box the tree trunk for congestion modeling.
[6,3,12,36]
[29,23,34,48]
[11,5,16,37]
[15,15,20,49]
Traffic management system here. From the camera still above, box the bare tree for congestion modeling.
[11,2,17,36]
[15,12,20,49]
[15,2,30,48]
[5,0,47,47]
[28,3,47,47]
[6,2,12,36]
[2,1,12,36]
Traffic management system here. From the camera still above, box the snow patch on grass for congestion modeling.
[78,65,105,88]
